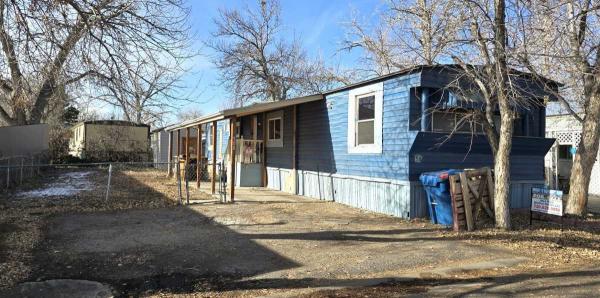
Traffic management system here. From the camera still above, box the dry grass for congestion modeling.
[0,167,183,289]
[436,211,600,277]
[2,168,600,295]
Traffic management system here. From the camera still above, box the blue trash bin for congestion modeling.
[419,170,462,226]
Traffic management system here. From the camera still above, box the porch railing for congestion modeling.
[236,138,263,164]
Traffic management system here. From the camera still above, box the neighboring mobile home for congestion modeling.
[69,120,150,161]
[545,114,600,195]
[0,124,49,158]
[168,65,558,218]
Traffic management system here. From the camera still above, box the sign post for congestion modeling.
[530,187,564,226]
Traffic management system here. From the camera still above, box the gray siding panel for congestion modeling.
[266,107,293,169]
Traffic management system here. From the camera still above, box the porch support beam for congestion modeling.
[167,131,173,177]
[292,105,297,195]
[211,121,217,194]
[196,124,202,188]
[176,129,181,158]
[229,116,237,202]
[185,127,190,167]
[262,112,267,187]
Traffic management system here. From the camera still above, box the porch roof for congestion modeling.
[166,94,323,131]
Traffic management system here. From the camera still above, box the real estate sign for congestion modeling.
[531,188,564,216]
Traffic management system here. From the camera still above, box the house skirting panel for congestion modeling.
[266,167,295,193]
[269,168,547,219]
[236,163,262,187]
[297,170,412,218]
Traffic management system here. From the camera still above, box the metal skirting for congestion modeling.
[297,170,412,218]
[269,168,547,219]
[266,167,294,193]
[508,181,547,208]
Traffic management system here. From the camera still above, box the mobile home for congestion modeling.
[169,65,558,218]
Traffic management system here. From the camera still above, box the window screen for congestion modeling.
[356,95,375,145]
[268,118,281,140]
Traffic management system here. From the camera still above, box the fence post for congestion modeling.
[105,164,113,202]
[19,158,24,185]
[185,165,190,205]
[6,159,10,189]
[30,158,34,178]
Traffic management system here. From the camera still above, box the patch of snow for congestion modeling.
[17,171,95,198]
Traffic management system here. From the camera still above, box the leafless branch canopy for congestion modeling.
[0,0,193,126]
[207,0,348,107]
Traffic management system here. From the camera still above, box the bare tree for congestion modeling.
[207,0,346,107]
[0,0,191,126]
[177,108,204,122]
[342,0,465,75]
[93,58,192,127]
[515,0,600,216]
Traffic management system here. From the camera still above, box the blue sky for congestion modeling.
[178,0,383,119]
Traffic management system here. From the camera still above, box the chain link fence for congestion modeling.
[169,157,229,204]
[0,155,46,191]
[1,161,222,208]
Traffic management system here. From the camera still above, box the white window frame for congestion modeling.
[348,82,383,154]
[267,111,284,148]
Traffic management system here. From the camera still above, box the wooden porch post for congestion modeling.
[196,124,202,188]
[211,121,217,194]
[292,105,297,195]
[176,129,181,157]
[185,127,190,166]
[229,116,237,202]
[167,131,173,177]
[262,112,267,187]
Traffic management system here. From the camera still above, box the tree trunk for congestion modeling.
[494,108,513,229]
[566,82,600,216]
[493,0,511,229]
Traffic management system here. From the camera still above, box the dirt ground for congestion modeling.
[1,168,600,297]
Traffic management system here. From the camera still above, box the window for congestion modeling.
[431,111,490,134]
[356,95,375,145]
[267,111,283,147]
[348,82,383,154]
[558,145,573,159]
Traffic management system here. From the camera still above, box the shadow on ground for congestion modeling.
[7,169,600,297]
[27,170,300,296]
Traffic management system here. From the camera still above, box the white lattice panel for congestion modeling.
[572,132,581,146]
[556,132,572,144]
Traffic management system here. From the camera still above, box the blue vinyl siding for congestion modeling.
[408,132,553,181]
[295,73,421,180]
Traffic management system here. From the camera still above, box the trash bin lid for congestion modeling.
[419,169,463,186]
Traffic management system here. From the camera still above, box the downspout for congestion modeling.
[421,88,430,131]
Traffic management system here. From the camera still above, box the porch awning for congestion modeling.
[165,94,323,131]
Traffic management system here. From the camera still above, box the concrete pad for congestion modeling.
[2,279,113,298]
